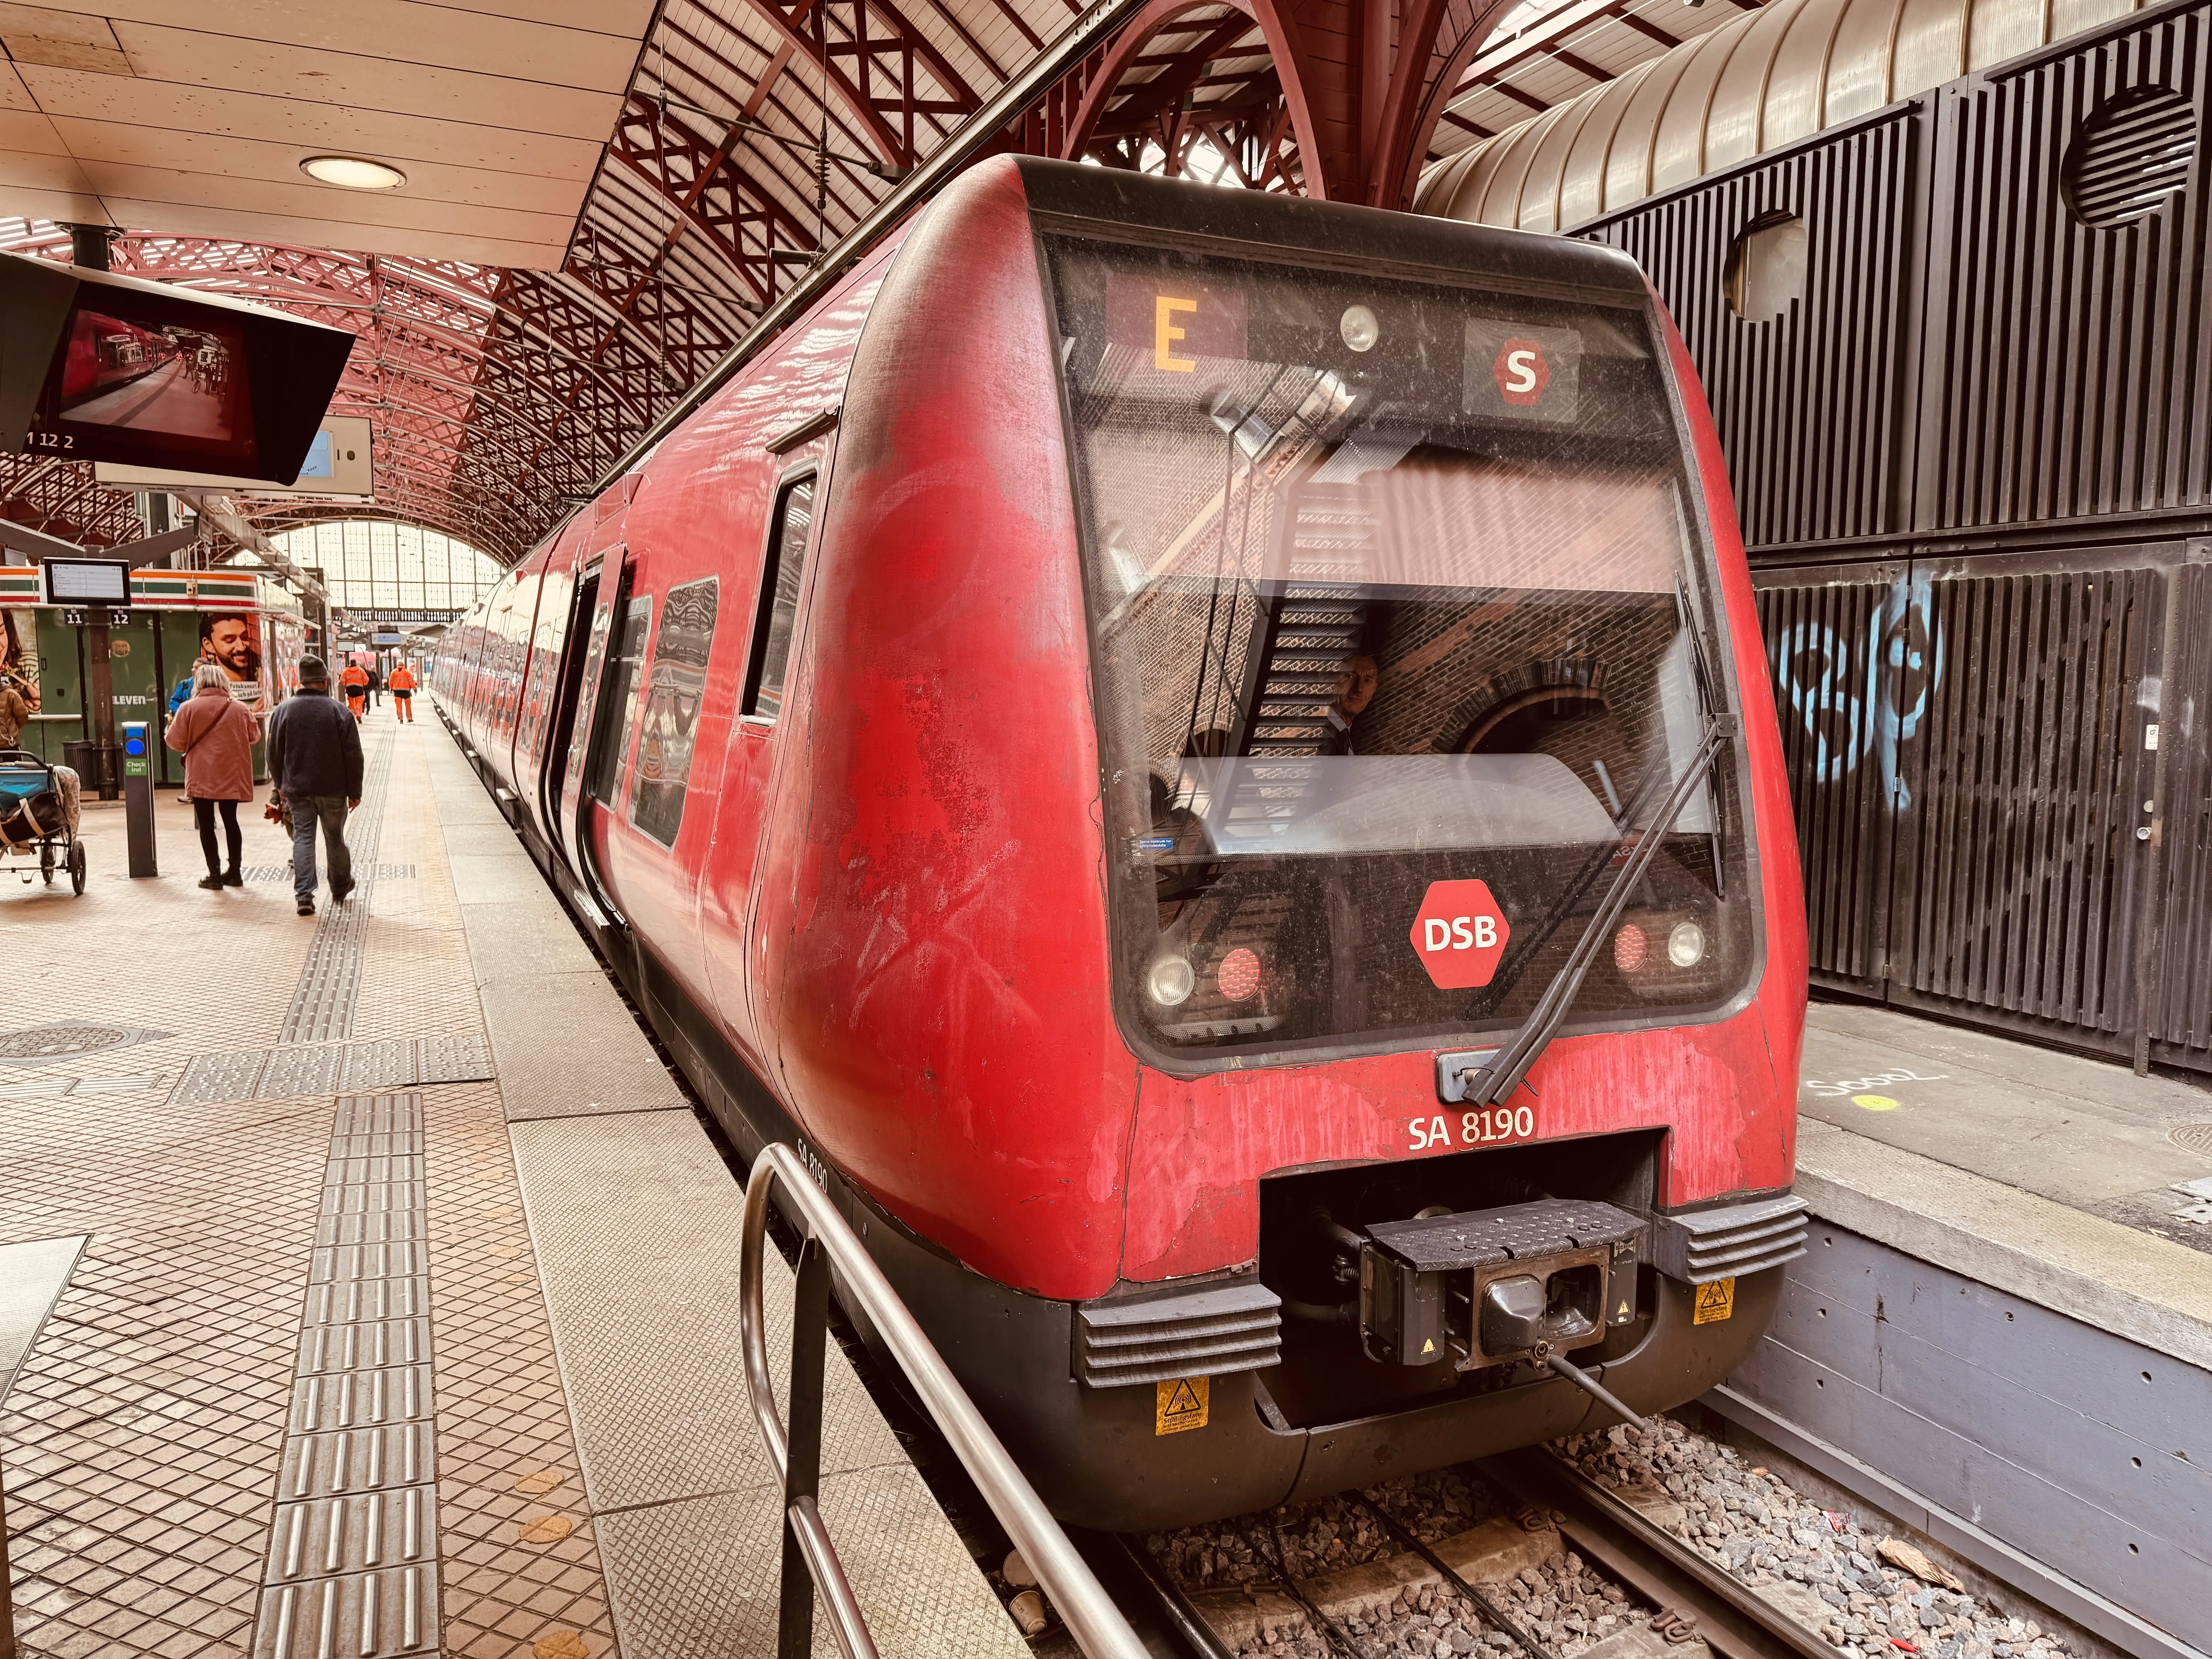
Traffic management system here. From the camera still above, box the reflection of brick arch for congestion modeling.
[1432,649,1607,752]
[1455,685,1608,752]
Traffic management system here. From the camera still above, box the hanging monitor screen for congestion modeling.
[57,309,252,447]
[0,252,353,482]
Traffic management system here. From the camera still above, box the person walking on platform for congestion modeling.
[387,661,417,723]
[266,656,362,917]
[339,660,370,720]
[366,663,383,709]
[164,662,256,891]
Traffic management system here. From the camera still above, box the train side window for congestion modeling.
[587,593,653,807]
[629,577,719,846]
[742,473,813,721]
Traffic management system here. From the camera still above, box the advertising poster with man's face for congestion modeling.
[199,611,263,707]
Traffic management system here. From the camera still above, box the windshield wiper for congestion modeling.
[1461,711,1740,1109]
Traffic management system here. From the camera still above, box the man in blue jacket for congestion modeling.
[264,656,363,917]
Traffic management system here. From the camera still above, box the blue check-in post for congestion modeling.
[120,720,156,878]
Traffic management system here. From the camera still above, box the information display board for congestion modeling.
[41,558,132,606]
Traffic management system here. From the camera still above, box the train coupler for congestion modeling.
[1355,1197,1643,1369]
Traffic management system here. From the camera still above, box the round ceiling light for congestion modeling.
[301,155,407,190]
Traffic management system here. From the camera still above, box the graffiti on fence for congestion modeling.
[1771,573,1944,809]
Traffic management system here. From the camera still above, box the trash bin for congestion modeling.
[63,738,120,801]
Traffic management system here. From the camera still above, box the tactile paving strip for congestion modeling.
[172,1046,278,1105]
[279,732,397,1047]
[168,1039,496,1109]
[242,864,414,884]
[259,1043,345,1099]
[253,1091,441,1659]
[417,1035,493,1085]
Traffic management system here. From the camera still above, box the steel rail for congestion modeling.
[739,1142,1151,1659]
[1477,1447,1834,1659]
[1110,1534,1237,1659]
[1346,1491,1554,1659]
[584,0,1152,506]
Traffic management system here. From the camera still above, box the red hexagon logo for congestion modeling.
[1493,339,1550,405]
[1409,879,1511,989]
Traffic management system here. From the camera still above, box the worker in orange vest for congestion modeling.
[339,661,369,720]
[387,662,417,723]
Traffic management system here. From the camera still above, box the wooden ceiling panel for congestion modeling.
[101,22,626,137]
[90,0,642,90]
[52,122,597,209]
[81,160,577,242]
[89,199,566,263]
[17,69,606,175]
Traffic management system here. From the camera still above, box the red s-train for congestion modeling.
[436,156,1809,1531]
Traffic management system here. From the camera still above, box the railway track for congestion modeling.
[1109,1448,1834,1659]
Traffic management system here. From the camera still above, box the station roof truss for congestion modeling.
[0,0,1764,570]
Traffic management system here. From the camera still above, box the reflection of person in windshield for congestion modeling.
[1323,653,1377,754]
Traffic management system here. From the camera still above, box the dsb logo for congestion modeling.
[1409,879,1511,990]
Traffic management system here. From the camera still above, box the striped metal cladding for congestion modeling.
[1921,11,2212,532]
[1886,558,2163,1044]
[1561,1,2212,1068]
[1754,562,1905,993]
[1074,1281,1283,1388]
[1649,1195,1812,1286]
[1594,110,1920,553]
[2148,558,2212,1066]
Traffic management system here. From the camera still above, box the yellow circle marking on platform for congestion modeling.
[519,1514,574,1544]
[534,1632,589,1659]
[516,1469,566,1495]
[1851,1094,1901,1111]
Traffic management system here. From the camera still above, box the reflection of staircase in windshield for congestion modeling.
[1222,488,1377,845]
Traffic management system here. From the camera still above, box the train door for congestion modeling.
[576,580,656,924]
[537,563,597,834]
[550,553,628,922]
[701,459,823,1063]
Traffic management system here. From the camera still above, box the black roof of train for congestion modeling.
[1011,156,1648,299]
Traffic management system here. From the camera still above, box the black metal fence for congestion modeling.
[1585,0,2212,1070]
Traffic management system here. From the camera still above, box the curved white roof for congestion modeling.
[1416,0,2151,229]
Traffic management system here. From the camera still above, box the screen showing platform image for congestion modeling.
[55,308,251,443]
[29,288,261,474]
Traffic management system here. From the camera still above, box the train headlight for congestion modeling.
[1613,924,1648,973]
[1339,304,1379,353]
[1666,920,1707,968]
[1147,955,1195,1006]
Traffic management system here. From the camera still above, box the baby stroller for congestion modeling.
[0,750,85,894]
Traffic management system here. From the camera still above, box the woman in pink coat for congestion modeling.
[165,661,257,890]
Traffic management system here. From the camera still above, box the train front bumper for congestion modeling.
[853,1188,1805,1533]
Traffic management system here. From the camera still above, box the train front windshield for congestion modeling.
[1041,235,1754,1060]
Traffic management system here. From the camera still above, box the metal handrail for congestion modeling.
[740,1142,1150,1659]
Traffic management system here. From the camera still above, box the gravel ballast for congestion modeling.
[1136,1417,2083,1659]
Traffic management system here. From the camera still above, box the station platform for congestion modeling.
[0,707,1027,1659]
[1709,999,2212,1659]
